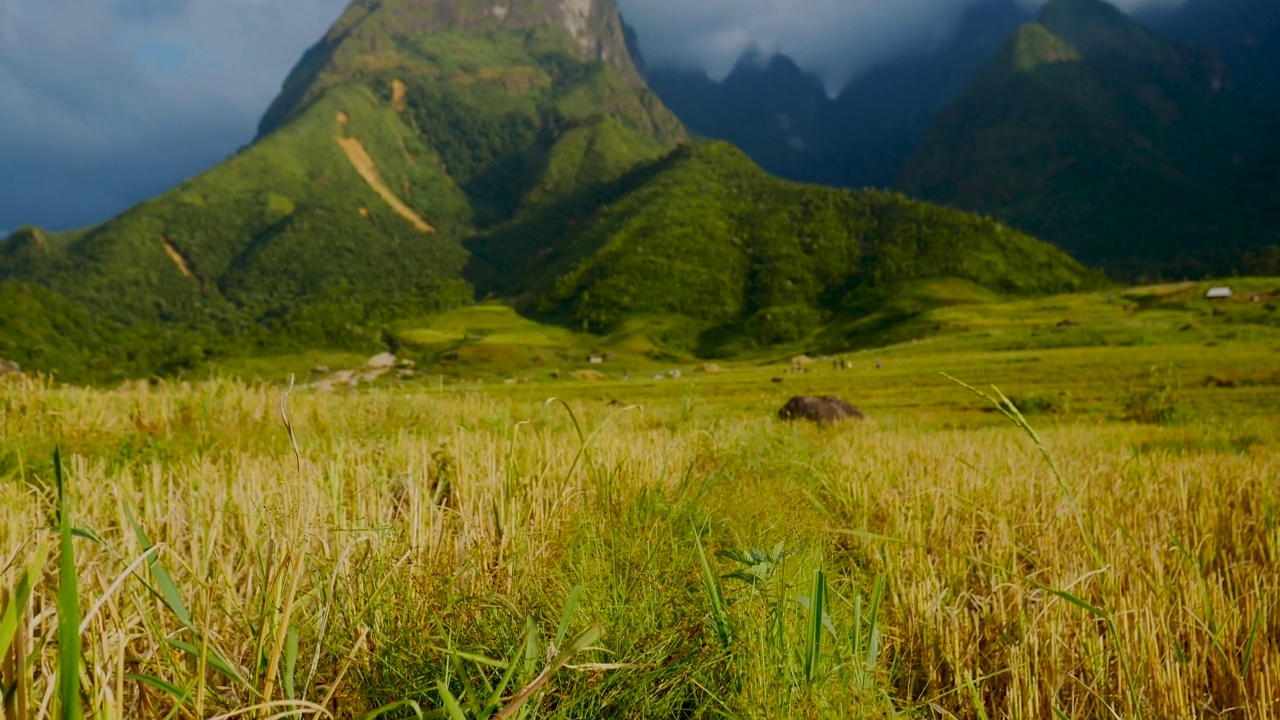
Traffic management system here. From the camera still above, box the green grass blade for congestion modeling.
[555,585,584,650]
[437,680,468,720]
[1241,607,1262,677]
[126,672,194,720]
[0,541,49,659]
[522,616,541,682]
[803,568,826,685]
[482,639,525,718]
[55,449,82,720]
[692,525,732,648]
[494,624,604,720]
[428,646,510,670]
[867,574,884,668]
[356,699,426,720]
[122,505,193,629]
[165,638,257,694]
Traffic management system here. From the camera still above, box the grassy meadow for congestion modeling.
[3,280,1280,719]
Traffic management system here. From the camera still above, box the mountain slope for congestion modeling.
[646,0,1032,190]
[896,0,1278,276]
[472,142,1105,352]
[1149,0,1280,104]
[0,0,685,377]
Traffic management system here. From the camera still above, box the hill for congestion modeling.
[0,0,685,378]
[470,142,1105,355]
[896,0,1279,278]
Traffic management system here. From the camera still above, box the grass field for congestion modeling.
[2,279,1280,718]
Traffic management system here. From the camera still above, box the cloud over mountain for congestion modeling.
[0,0,1190,232]
[622,0,1188,88]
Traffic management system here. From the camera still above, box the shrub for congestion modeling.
[1121,364,1182,424]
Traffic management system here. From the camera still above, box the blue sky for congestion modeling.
[0,0,1186,234]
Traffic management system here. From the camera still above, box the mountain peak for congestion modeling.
[1038,0,1166,61]
[1005,22,1084,73]
[259,0,645,138]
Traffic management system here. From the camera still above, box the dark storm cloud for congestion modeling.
[619,0,1189,90]
[0,0,349,232]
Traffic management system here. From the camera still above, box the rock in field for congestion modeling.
[777,395,865,423]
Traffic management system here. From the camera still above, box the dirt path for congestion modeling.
[335,135,435,233]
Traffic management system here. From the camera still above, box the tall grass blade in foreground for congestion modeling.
[2,541,50,720]
[54,449,82,720]
[802,569,827,686]
[693,525,733,648]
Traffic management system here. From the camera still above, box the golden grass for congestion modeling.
[1,374,1277,718]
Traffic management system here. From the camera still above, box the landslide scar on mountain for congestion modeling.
[334,135,435,233]
[391,79,407,112]
[161,237,194,278]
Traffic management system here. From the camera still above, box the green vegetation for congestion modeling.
[0,0,684,381]
[897,0,1280,278]
[2,297,1279,717]
[489,142,1104,353]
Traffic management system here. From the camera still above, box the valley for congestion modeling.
[2,0,1280,717]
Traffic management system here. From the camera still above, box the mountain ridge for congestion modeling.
[0,0,1116,380]
[895,0,1278,276]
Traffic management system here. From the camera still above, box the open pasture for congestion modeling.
[3,284,1280,719]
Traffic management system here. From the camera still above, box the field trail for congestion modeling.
[335,134,435,233]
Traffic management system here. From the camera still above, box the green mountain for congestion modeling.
[0,0,1102,381]
[896,0,1279,277]
[0,0,684,380]
[471,142,1104,353]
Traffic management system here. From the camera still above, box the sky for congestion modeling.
[0,0,1187,234]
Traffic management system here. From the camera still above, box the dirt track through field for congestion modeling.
[335,135,435,233]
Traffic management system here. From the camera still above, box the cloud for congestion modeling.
[0,0,348,231]
[619,0,1189,89]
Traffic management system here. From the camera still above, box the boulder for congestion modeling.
[777,395,865,424]
[0,359,21,376]
[366,352,397,369]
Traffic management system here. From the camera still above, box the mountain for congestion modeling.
[471,142,1104,353]
[896,0,1279,277]
[647,53,835,182]
[1147,0,1280,104]
[646,0,1032,189]
[0,0,684,380]
[0,0,1103,381]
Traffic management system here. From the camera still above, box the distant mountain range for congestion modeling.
[0,0,1097,381]
[645,0,1280,278]
[899,0,1279,276]
[1149,0,1280,104]
[646,0,1034,190]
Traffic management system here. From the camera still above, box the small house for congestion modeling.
[1205,287,1233,300]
